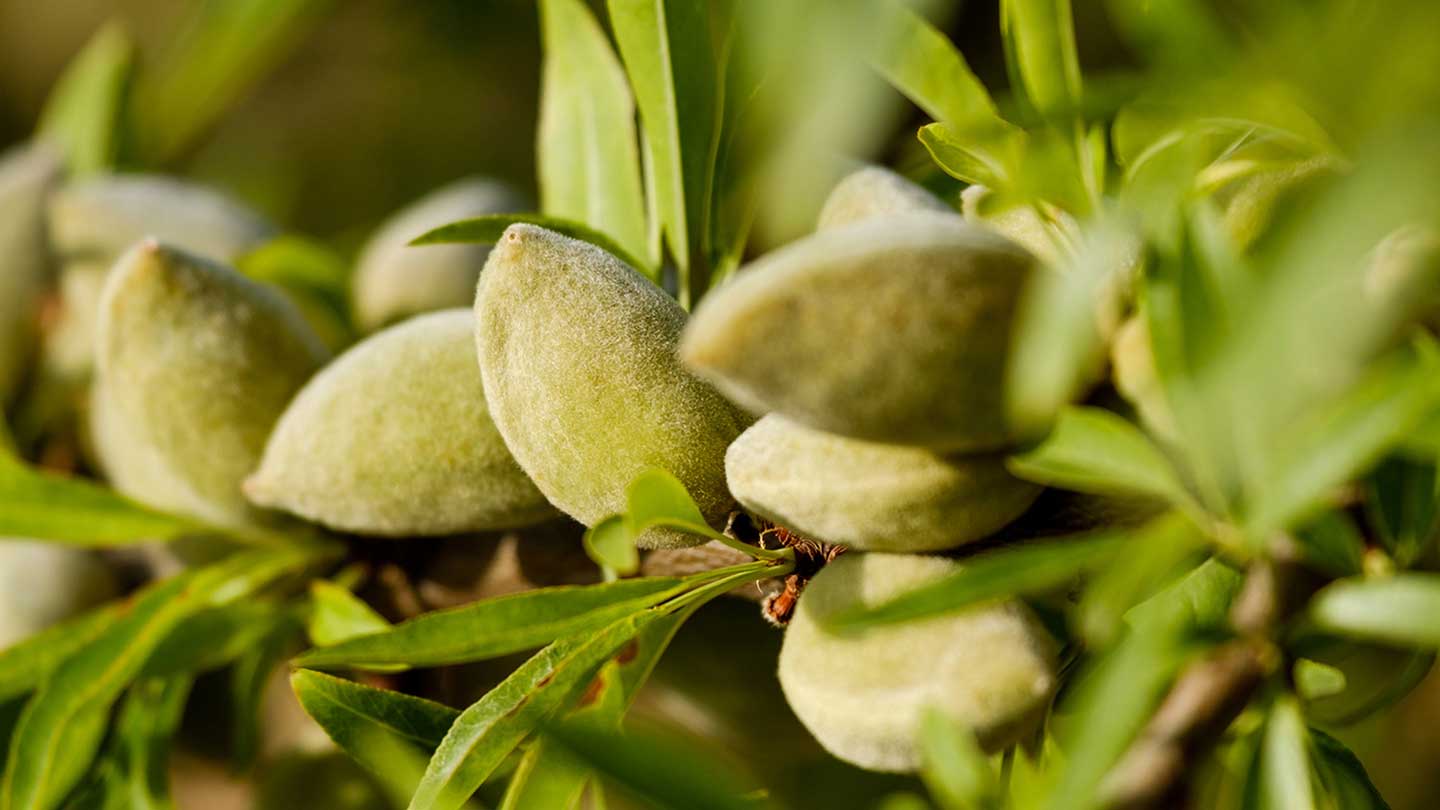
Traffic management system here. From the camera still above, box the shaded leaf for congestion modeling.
[1312,729,1390,810]
[1077,513,1205,646]
[542,722,768,810]
[537,0,650,270]
[0,548,315,810]
[411,213,653,281]
[292,669,459,800]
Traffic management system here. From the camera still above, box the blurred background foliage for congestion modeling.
[6,1,1440,808]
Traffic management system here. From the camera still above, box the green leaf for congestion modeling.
[499,661,628,810]
[917,708,997,810]
[1248,342,1440,536]
[625,468,722,541]
[1008,406,1194,509]
[1294,511,1367,580]
[869,3,1005,131]
[1311,729,1390,810]
[1258,696,1316,810]
[410,213,654,281]
[1077,513,1205,646]
[0,547,315,810]
[1006,220,1137,438]
[1364,456,1440,569]
[1309,574,1440,648]
[824,529,1126,632]
[407,611,660,810]
[294,578,685,672]
[292,669,459,803]
[35,22,133,176]
[236,235,355,349]
[583,516,640,577]
[0,607,120,703]
[229,612,303,769]
[1293,659,1347,701]
[129,0,333,164]
[307,581,392,648]
[541,722,767,810]
[0,454,208,547]
[110,677,193,810]
[918,123,1009,188]
[1046,626,1193,810]
[142,602,293,678]
[537,0,650,271]
[1000,0,1083,123]
[1124,556,1244,637]
[608,0,720,303]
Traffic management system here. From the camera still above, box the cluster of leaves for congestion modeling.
[7,0,1440,809]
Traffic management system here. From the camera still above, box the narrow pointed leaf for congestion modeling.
[1009,406,1194,509]
[609,0,720,296]
[411,214,653,280]
[537,0,650,270]
[36,22,133,176]
[294,578,683,672]
[407,611,660,810]
[825,530,1126,631]
[1310,574,1440,648]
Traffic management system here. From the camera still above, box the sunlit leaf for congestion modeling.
[0,454,209,547]
[917,708,997,810]
[1310,574,1440,648]
[583,516,640,577]
[407,611,660,810]
[1257,695,1315,810]
[1000,0,1083,125]
[295,577,684,672]
[609,0,720,303]
[1293,659,1347,701]
[538,0,650,271]
[130,0,333,163]
[825,529,1126,631]
[1077,513,1205,646]
[0,607,119,703]
[35,22,133,176]
[307,581,392,648]
[1008,406,1194,510]
[869,3,1006,132]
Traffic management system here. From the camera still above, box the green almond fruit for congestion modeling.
[960,184,1074,266]
[726,415,1040,552]
[475,224,748,549]
[0,143,61,402]
[816,166,951,231]
[47,173,275,264]
[352,178,527,332]
[246,309,556,536]
[0,538,119,648]
[1110,315,1175,439]
[779,552,1058,772]
[682,211,1034,451]
[40,259,109,382]
[94,240,329,527]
